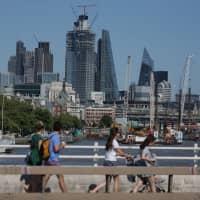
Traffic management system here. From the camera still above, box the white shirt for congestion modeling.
[105,139,119,161]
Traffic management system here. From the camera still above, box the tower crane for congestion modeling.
[123,56,132,119]
[178,55,193,129]
[150,72,155,129]
[77,4,96,16]
[124,56,132,106]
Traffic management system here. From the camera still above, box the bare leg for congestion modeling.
[133,178,143,193]
[113,175,119,192]
[57,174,67,193]
[42,174,51,192]
[148,176,156,192]
[90,182,106,193]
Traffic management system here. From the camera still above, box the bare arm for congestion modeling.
[115,147,131,158]
[38,140,42,150]
[141,152,155,162]
[53,141,66,153]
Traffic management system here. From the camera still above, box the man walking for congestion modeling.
[43,121,67,192]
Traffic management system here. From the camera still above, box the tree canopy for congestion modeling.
[0,95,83,135]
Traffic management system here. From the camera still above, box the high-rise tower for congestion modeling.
[138,48,154,86]
[15,41,26,83]
[65,14,96,104]
[34,42,53,82]
[96,30,118,101]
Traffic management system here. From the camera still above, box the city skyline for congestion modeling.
[1,0,200,95]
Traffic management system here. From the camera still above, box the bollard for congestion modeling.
[193,143,199,167]
[93,141,99,166]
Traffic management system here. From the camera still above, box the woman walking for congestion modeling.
[133,134,157,193]
[104,127,132,192]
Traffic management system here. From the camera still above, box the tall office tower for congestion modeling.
[34,42,53,83]
[154,71,168,86]
[16,41,26,83]
[138,48,154,86]
[96,30,118,101]
[65,14,96,103]
[24,51,35,83]
[95,39,102,91]
[8,56,16,74]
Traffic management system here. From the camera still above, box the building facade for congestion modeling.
[37,72,59,84]
[15,41,26,83]
[65,14,96,104]
[34,42,53,83]
[85,106,115,125]
[157,80,171,103]
[96,30,119,101]
[153,71,168,86]
[24,51,35,84]
[8,56,16,74]
[47,82,81,118]
[138,48,154,86]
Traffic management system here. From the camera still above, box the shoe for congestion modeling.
[44,187,51,193]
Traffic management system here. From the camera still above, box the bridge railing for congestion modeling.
[0,143,199,166]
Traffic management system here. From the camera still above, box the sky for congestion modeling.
[0,0,200,96]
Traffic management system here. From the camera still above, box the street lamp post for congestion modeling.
[1,95,5,134]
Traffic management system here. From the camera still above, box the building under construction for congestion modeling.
[65,13,96,104]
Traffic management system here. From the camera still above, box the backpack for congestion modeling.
[40,134,55,161]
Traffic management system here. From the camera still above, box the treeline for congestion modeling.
[0,96,84,135]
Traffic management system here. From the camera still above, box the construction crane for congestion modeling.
[123,56,132,118]
[178,55,193,129]
[150,72,155,129]
[77,4,96,16]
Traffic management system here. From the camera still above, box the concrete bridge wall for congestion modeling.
[1,175,200,193]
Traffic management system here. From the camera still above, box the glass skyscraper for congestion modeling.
[138,48,154,86]
[65,15,96,104]
[96,30,118,101]
[153,71,168,86]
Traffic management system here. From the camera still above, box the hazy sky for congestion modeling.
[0,0,200,95]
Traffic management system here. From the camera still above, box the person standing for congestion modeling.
[104,127,132,192]
[43,121,67,192]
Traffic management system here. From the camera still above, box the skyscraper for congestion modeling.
[15,41,26,83]
[8,56,16,74]
[138,48,154,86]
[24,51,35,83]
[34,42,53,83]
[154,71,168,86]
[65,14,96,104]
[96,30,118,101]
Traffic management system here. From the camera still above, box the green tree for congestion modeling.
[34,108,53,131]
[54,113,83,130]
[1,96,35,135]
[99,115,113,128]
